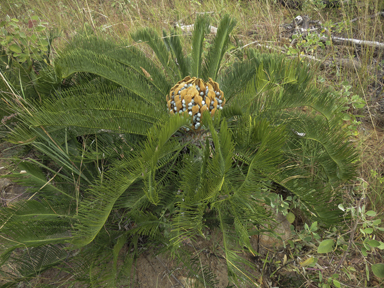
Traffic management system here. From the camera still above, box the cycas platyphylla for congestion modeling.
[0,14,357,286]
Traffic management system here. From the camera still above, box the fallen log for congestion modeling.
[320,36,384,49]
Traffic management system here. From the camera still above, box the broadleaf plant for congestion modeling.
[0,14,357,286]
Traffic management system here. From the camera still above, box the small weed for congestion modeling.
[0,15,50,64]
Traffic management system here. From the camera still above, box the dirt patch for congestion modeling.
[132,230,259,288]
[0,142,28,207]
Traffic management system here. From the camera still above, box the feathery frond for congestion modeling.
[191,14,211,78]
[131,28,178,82]
[168,28,190,78]
[202,15,237,81]
[56,49,159,106]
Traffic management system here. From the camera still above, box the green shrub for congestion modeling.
[0,14,357,286]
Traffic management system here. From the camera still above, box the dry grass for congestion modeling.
[1,0,384,286]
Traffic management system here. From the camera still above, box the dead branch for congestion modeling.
[324,36,384,49]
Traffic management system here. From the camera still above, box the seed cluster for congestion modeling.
[167,76,225,130]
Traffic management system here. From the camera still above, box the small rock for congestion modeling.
[0,178,27,206]
[251,211,292,251]
[0,178,11,190]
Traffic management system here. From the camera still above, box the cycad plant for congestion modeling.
[0,14,357,286]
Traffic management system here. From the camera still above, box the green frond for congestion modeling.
[162,30,172,52]
[5,128,96,185]
[56,49,159,106]
[219,58,259,101]
[169,145,210,247]
[230,202,257,254]
[0,198,73,274]
[131,28,178,82]
[112,232,128,287]
[72,162,141,247]
[114,181,151,210]
[217,206,259,286]
[60,35,171,95]
[191,14,211,78]
[222,51,314,104]
[31,92,161,135]
[0,244,70,286]
[283,114,358,181]
[127,211,164,238]
[73,115,189,246]
[272,173,344,224]
[4,161,75,199]
[168,28,190,78]
[140,115,189,204]
[7,82,165,149]
[233,118,287,194]
[248,50,313,92]
[202,15,237,81]
[170,202,206,247]
[204,118,234,201]
[178,146,209,203]
[254,88,341,125]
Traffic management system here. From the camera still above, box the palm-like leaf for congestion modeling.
[131,27,179,82]
[191,14,211,78]
[202,15,237,81]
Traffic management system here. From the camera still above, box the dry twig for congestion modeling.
[323,36,384,49]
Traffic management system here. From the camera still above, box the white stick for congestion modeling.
[321,36,384,49]
[176,24,218,34]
